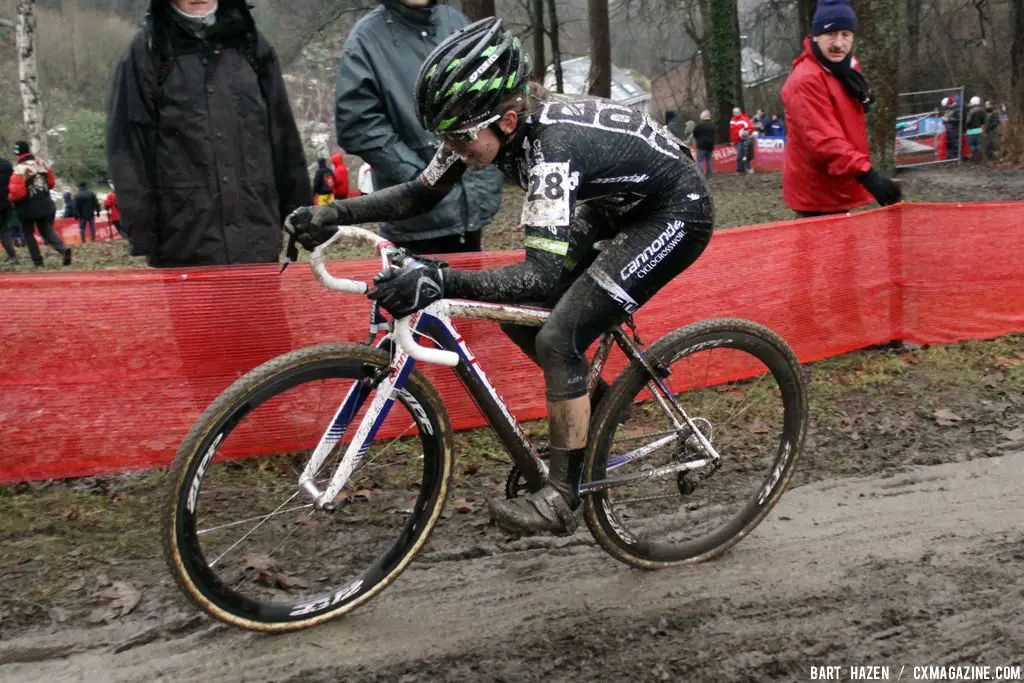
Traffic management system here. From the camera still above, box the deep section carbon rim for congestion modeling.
[585,321,806,567]
[165,347,450,629]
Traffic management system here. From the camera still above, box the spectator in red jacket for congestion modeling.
[7,141,72,267]
[781,0,901,216]
[104,190,123,236]
[729,108,753,173]
[331,151,350,199]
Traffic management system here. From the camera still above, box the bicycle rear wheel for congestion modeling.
[584,319,807,568]
[163,343,452,631]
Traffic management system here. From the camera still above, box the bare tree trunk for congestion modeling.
[708,0,742,141]
[461,0,495,22]
[532,0,546,81]
[732,1,744,114]
[1012,0,1024,122]
[546,0,563,92]
[16,0,45,158]
[586,0,611,98]
[796,0,816,46]
[905,0,922,87]
[857,0,901,174]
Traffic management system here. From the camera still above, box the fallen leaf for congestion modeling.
[349,489,373,502]
[747,421,772,434]
[995,356,1022,368]
[92,581,141,622]
[933,408,962,427]
[273,573,310,590]
[463,463,481,475]
[453,498,476,514]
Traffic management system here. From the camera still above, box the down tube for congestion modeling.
[418,313,547,492]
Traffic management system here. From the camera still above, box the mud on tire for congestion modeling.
[583,318,808,569]
[162,343,453,632]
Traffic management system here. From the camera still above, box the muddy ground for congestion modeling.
[2,335,1022,682]
[2,165,1023,681]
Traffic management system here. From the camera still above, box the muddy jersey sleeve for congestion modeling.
[336,145,467,225]
[444,222,571,305]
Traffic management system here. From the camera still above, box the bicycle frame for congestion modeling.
[296,226,721,510]
[299,299,721,510]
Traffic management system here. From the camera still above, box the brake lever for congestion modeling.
[279,234,299,273]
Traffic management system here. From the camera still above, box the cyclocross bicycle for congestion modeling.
[163,226,808,632]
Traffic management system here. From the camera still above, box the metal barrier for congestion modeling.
[896,86,964,169]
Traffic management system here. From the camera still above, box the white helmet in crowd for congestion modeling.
[969,96,982,106]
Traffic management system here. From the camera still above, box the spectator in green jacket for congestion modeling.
[334,0,503,254]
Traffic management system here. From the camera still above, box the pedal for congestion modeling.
[504,446,549,499]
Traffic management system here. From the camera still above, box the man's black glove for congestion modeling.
[857,168,902,206]
[367,262,446,318]
[284,203,348,250]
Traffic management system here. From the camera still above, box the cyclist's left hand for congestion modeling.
[284,204,344,251]
[367,262,445,318]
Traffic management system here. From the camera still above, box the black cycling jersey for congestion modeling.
[332,94,714,399]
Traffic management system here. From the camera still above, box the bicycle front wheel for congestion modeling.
[163,343,453,631]
[584,319,807,569]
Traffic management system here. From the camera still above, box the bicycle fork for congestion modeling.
[298,339,416,511]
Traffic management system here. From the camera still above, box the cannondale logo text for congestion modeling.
[620,220,687,280]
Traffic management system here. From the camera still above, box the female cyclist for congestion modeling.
[286,17,715,535]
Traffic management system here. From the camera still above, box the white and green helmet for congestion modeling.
[415,17,529,133]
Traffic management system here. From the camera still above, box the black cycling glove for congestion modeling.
[284,203,349,251]
[857,168,902,206]
[367,262,446,318]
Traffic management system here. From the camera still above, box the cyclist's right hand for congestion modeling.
[284,204,345,251]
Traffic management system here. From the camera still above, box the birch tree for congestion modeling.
[16,0,45,158]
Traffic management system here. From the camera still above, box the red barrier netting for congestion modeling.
[2,202,1022,483]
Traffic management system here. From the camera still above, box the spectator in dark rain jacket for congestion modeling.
[984,101,1000,160]
[62,190,76,218]
[0,157,16,263]
[105,0,311,267]
[312,157,336,205]
[73,182,101,242]
[964,96,986,160]
[334,0,503,254]
[691,110,717,177]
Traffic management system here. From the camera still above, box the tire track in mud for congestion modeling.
[3,452,1022,683]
